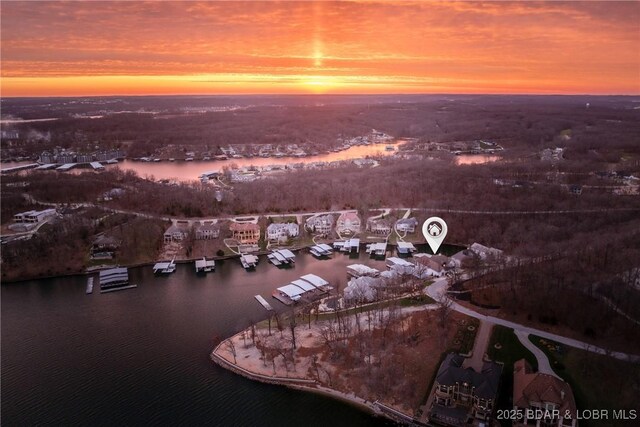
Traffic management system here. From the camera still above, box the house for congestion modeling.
[91,234,120,259]
[469,243,504,261]
[13,208,56,223]
[429,353,502,426]
[163,222,190,243]
[569,185,582,195]
[512,359,577,427]
[366,218,392,235]
[414,254,451,277]
[194,221,220,240]
[395,217,418,233]
[230,222,261,244]
[337,211,361,234]
[451,250,477,268]
[266,222,299,242]
[306,214,334,236]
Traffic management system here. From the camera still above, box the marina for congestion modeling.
[1,250,395,426]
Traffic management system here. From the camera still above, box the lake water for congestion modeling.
[104,143,399,182]
[1,251,398,426]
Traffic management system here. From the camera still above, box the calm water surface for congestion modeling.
[1,251,397,426]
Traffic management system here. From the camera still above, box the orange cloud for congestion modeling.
[1,1,638,96]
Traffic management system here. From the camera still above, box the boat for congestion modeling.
[153,258,176,274]
[195,257,215,273]
[99,267,137,293]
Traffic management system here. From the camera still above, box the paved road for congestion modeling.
[514,330,560,378]
[425,277,640,363]
[462,320,493,371]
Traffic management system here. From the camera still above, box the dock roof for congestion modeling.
[300,273,329,287]
[277,284,307,298]
[291,279,316,292]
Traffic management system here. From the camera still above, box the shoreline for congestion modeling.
[210,329,421,426]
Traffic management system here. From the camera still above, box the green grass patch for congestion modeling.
[399,294,436,307]
[487,326,537,426]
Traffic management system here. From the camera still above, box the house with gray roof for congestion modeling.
[428,353,502,426]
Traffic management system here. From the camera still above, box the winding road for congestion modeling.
[424,277,640,363]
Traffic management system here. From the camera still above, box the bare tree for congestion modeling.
[224,338,237,364]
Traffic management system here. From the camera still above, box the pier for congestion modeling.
[254,295,273,311]
[195,257,215,273]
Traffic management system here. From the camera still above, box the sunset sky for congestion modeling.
[1,1,638,97]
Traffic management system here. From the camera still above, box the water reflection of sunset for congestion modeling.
[1,1,638,96]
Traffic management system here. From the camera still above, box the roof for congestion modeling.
[291,279,316,292]
[396,217,418,226]
[277,284,307,298]
[230,222,260,232]
[338,211,360,222]
[386,257,414,266]
[435,353,502,400]
[300,273,329,287]
[513,359,577,413]
[165,223,190,234]
[277,249,295,258]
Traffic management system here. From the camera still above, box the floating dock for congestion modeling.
[254,295,274,311]
[240,254,259,269]
[100,284,138,293]
[90,161,105,170]
[153,258,176,274]
[267,249,296,266]
[310,243,333,257]
[195,257,215,273]
[56,163,76,171]
[366,242,387,257]
[86,277,94,294]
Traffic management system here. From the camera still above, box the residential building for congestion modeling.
[414,254,451,277]
[267,222,299,241]
[451,249,478,269]
[230,222,261,244]
[512,359,577,427]
[366,217,392,234]
[469,243,504,261]
[13,208,56,223]
[91,234,120,259]
[429,353,502,426]
[163,222,190,243]
[395,217,419,233]
[306,214,334,236]
[337,212,361,234]
[194,221,220,240]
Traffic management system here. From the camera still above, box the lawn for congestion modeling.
[487,326,537,426]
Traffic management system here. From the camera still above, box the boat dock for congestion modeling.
[0,163,39,174]
[310,243,333,257]
[153,258,176,274]
[100,284,138,293]
[240,254,259,269]
[346,264,380,278]
[333,238,360,253]
[90,161,105,170]
[195,257,216,273]
[366,242,387,257]
[86,277,94,294]
[397,241,416,255]
[254,295,274,311]
[267,249,296,266]
[56,163,76,171]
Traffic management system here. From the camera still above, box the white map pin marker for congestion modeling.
[422,217,448,255]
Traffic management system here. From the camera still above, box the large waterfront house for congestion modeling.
[163,222,190,243]
[512,359,577,427]
[429,353,502,426]
[91,234,121,260]
[413,254,452,277]
[266,222,299,242]
[336,211,361,235]
[194,221,220,240]
[395,217,419,233]
[305,214,334,236]
[230,222,261,244]
[366,217,393,235]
